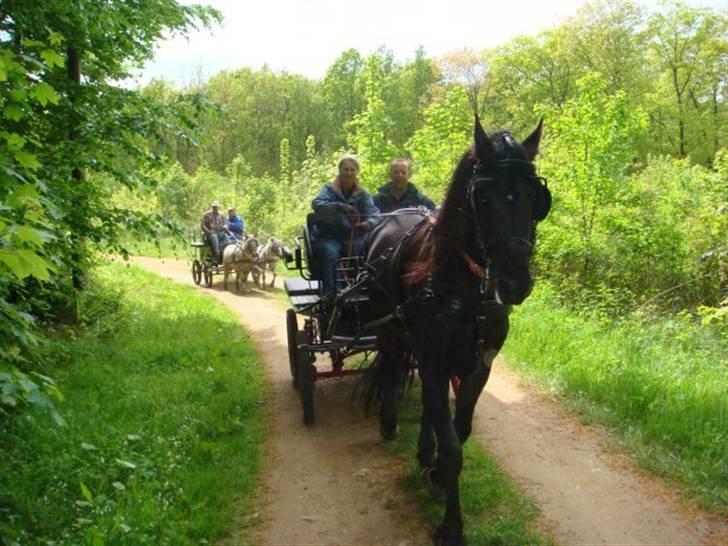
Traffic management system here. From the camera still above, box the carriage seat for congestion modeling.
[284,277,322,309]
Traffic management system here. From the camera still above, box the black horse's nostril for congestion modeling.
[496,275,533,305]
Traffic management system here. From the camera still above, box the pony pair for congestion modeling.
[223,236,292,291]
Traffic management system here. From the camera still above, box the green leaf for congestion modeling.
[4,132,26,150]
[20,39,44,48]
[80,482,93,502]
[9,88,27,102]
[14,151,41,171]
[0,248,55,280]
[29,82,59,106]
[14,225,45,247]
[4,104,24,121]
[40,49,65,69]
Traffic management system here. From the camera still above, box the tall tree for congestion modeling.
[437,47,490,117]
[0,0,218,414]
[322,49,366,149]
[537,73,647,283]
[565,0,650,95]
[647,2,727,161]
[347,55,398,187]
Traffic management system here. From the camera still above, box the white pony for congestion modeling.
[222,237,260,291]
[255,237,292,288]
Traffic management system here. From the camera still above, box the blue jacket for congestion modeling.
[373,182,436,213]
[312,181,380,241]
[226,215,244,236]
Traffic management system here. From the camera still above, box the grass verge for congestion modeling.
[503,283,726,514]
[0,263,267,545]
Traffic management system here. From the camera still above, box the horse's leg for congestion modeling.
[270,267,276,288]
[417,375,437,469]
[453,349,497,444]
[223,265,229,290]
[420,366,465,545]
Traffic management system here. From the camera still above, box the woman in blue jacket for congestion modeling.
[311,156,379,292]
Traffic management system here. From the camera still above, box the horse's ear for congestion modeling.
[521,118,543,161]
[474,115,494,163]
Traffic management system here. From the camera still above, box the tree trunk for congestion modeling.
[68,46,87,295]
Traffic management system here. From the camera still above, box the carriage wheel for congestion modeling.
[203,264,213,287]
[286,309,299,388]
[192,259,202,285]
[296,331,315,425]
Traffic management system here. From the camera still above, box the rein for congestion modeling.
[459,250,486,279]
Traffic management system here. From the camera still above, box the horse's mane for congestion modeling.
[404,131,529,285]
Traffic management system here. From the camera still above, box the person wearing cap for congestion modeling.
[373,158,436,213]
[225,206,245,241]
[201,200,226,262]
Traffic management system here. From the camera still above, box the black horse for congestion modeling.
[364,117,551,545]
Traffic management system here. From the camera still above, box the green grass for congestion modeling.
[386,388,552,546]
[0,263,267,545]
[503,282,727,513]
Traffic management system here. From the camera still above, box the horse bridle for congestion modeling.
[466,158,549,268]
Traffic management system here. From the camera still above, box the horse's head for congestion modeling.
[272,238,294,262]
[243,237,260,258]
[465,117,551,304]
[267,237,293,261]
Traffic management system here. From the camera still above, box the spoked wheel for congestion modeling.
[296,330,315,425]
[203,263,213,287]
[286,309,299,388]
[192,259,202,285]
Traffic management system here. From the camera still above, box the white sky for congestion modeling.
[133,0,727,87]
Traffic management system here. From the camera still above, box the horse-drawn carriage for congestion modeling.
[284,118,552,545]
[190,238,220,287]
[284,213,379,425]
[192,233,289,290]
[190,234,251,288]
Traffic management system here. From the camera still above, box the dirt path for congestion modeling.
[133,257,724,546]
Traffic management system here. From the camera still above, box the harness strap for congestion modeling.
[459,250,486,279]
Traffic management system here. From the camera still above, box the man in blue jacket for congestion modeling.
[311,155,379,292]
[373,158,436,213]
[225,206,245,241]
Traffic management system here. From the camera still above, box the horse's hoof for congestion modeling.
[380,423,399,441]
[432,526,465,546]
[421,467,446,502]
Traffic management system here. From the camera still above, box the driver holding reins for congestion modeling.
[311,155,379,293]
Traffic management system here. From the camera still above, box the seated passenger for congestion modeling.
[225,206,245,242]
[373,158,436,213]
[311,155,379,293]
[201,199,226,262]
